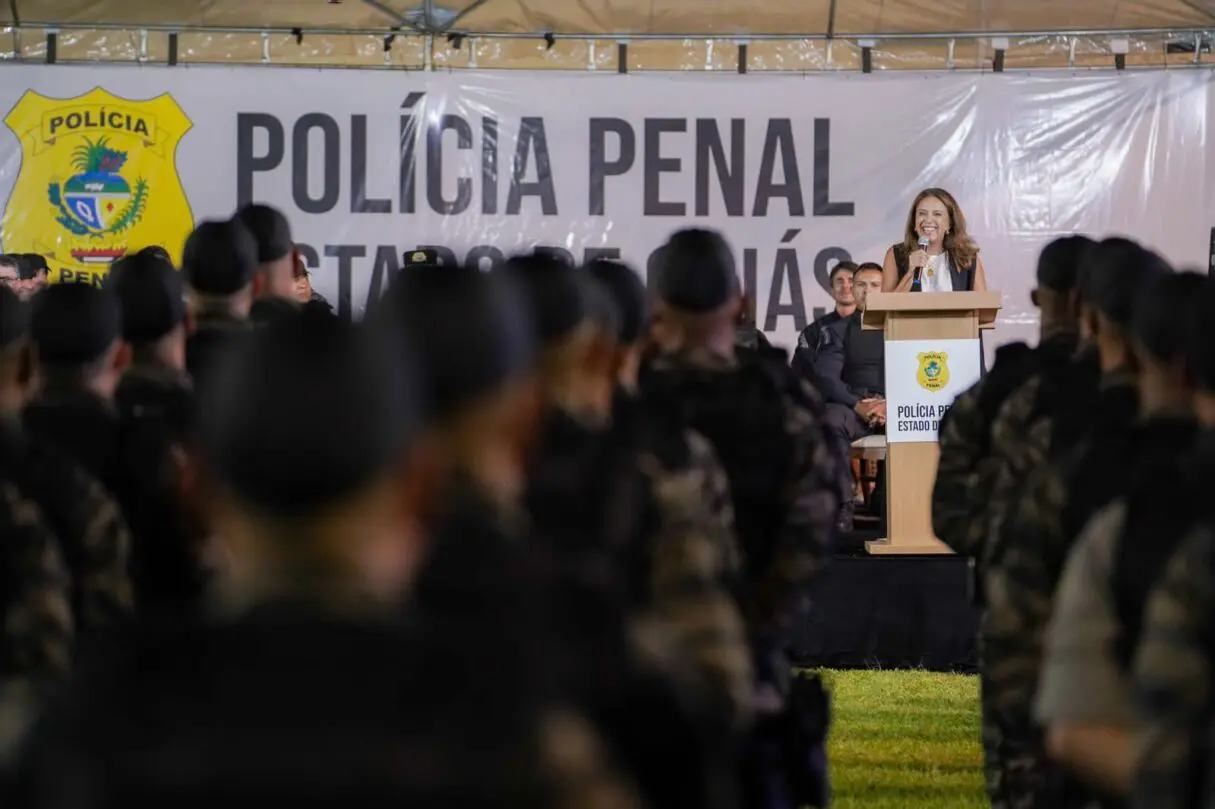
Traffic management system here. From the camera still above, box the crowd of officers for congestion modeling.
[0,207,843,808]
[934,235,1215,809]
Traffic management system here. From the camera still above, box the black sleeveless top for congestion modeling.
[892,243,976,292]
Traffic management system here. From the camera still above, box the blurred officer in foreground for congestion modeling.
[640,227,839,809]
[182,218,258,390]
[1128,276,1215,809]
[373,261,550,681]
[107,247,193,439]
[15,310,640,808]
[23,283,202,625]
[982,238,1169,809]
[508,251,744,809]
[934,235,1093,560]
[0,287,132,638]
[1034,271,1207,800]
[0,482,73,769]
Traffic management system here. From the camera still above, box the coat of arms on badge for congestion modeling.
[916,351,950,392]
[1,88,194,283]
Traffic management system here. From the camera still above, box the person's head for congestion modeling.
[1032,235,1095,334]
[0,255,19,291]
[652,228,742,354]
[234,203,298,302]
[903,188,979,269]
[29,281,129,400]
[0,286,32,414]
[1189,278,1215,427]
[829,260,857,309]
[1130,271,1208,414]
[197,311,426,610]
[504,251,616,423]
[375,263,539,507]
[585,258,649,390]
[182,218,259,319]
[14,254,50,300]
[1078,237,1172,372]
[852,264,885,311]
[106,247,190,372]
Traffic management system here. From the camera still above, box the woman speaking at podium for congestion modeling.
[881,188,988,293]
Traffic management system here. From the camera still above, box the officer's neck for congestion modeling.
[835,303,856,318]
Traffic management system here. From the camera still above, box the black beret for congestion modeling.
[404,248,444,269]
[183,219,259,296]
[503,252,586,344]
[585,259,649,345]
[378,264,535,419]
[197,310,420,519]
[30,282,123,364]
[234,203,294,264]
[1079,237,1172,326]
[1036,235,1095,293]
[0,286,29,349]
[655,228,740,313]
[107,247,186,343]
[1132,271,1209,365]
[15,254,51,281]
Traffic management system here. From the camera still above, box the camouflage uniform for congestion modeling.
[1131,524,1215,809]
[639,427,751,729]
[645,347,839,610]
[981,373,1138,809]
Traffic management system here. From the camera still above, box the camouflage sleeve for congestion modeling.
[0,484,74,687]
[932,381,991,557]
[769,380,840,591]
[1131,527,1215,809]
[538,709,645,809]
[683,429,741,578]
[982,461,1068,731]
[642,453,753,730]
[73,471,135,632]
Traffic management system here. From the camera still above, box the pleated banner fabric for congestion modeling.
[1,65,1212,352]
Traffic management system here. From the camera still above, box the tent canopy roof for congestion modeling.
[9,0,1215,37]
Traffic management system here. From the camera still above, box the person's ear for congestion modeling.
[1030,288,1040,308]
[251,272,267,298]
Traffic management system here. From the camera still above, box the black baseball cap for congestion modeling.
[0,286,29,349]
[586,258,649,345]
[234,203,294,264]
[197,311,421,519]
[377,263,535,419]
[183,218,259,296]
[503,252,586,344]
[107,247,187,342]
[30,281,123,364]
[15,254,50,281]
[1079,237,1172,326]
[1131,271,1209,365]
[404,248,443,269]
[1036,235,1095,293]
[655,228,740,313]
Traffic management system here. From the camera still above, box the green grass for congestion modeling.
[820,670,985,809]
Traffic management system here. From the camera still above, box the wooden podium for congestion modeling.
[861,291,1002,555]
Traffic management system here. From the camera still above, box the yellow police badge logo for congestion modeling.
[916,351,950,392]
[1,88,193,283]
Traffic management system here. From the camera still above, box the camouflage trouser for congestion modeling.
[980,691,1082,809]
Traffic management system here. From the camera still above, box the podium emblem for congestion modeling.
[916,351,950,392]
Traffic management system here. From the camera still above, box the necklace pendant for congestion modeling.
[926,268,935,278]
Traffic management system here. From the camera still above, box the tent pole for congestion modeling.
[445,0,496,31]
[826,0,837,39]
[360,0,426,33]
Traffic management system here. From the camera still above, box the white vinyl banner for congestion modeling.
[0,66,1212,355]
[884,338,984,443]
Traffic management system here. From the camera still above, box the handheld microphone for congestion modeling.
[914,235,930,287]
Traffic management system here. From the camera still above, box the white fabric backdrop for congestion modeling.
[1,66,1212,356]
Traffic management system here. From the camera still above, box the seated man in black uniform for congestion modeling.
[811,263,886,531]
[792,260,858,382]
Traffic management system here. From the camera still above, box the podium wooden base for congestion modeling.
[865,538,951,555]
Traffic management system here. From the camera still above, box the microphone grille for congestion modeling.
[917,235,930,249]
